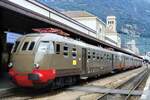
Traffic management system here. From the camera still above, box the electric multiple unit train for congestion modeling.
[8,33,142,87]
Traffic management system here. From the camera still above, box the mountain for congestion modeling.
[38,0,150,54]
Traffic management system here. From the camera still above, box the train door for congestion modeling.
[81,48,87,74]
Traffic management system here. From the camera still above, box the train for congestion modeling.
[8,32,143,88]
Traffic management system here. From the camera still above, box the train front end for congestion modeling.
[8,34,56,87]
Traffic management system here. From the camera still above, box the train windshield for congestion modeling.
[12,41,20,53]
[37,41,54,54]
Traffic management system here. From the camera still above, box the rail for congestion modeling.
[96,68,148,100]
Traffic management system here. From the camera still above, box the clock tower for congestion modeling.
[106,16,116,33]
[105,16,121,47]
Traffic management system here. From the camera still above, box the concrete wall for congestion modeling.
[105,35,121,47]
[74,17,97,31]
[74,17,106,41]
[96,19,106,41]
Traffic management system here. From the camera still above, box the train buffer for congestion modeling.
[68,85,143,96]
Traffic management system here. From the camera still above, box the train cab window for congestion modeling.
[38,41,49,52]
[37,41,54,54]
[28,42,35,50]
[56,44,60,54]
[13,41,20,52]
[22,42,29,51]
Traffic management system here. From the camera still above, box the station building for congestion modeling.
[62,11,121,47]
[62,11,106,41]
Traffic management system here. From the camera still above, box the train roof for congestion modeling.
[24,33,116,53]
[22,33,141,59]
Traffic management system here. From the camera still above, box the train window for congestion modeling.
[103,54,106,60]
[38,41,49,52]
[107,55,109,60]
[93,52,95,55]
[93,52,95,59]
[72,52,76,58]
[28,42,35,50]
[87,55,91,59]
[49,42,54,54]
[64,52,68,56]
[22,42,29,51]
[72,48,76,51]
[96,52,99,60]
[56,44,60,54]
[72,47,77,58]
[64,46,68,51]
[13,41,20,52]
[63,46,69,57]
[87,50,91,59]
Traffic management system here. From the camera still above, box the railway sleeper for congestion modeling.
[68,86,143,96]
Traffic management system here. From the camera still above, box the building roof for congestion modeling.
[62,11,96,18]
[62,11,106,25]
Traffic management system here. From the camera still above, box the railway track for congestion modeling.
[96,68,149,100]
[68,67,147,100]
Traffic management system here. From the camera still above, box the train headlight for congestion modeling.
[8,62,13,68]
[34,64,40,69]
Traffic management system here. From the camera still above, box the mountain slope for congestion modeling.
[38,0,150,53]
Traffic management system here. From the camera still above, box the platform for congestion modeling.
[140,66,150,100]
